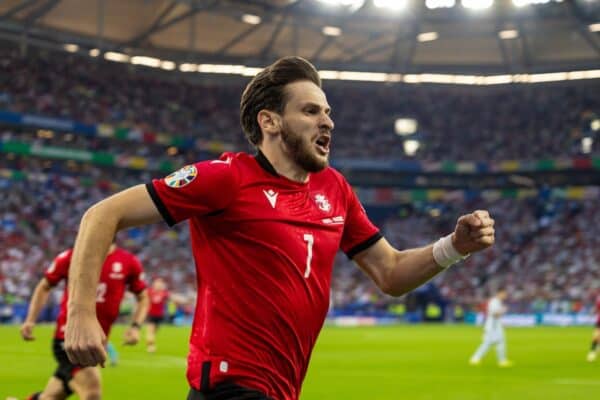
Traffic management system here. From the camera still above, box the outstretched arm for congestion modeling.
[20,278,53,341]
[354,210,495,297]
[65,184,163,367]
[169,292,189,306]
[123,289,150,345]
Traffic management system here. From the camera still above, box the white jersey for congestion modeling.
[484,297,505,334]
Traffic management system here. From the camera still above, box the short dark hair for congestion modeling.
[240,56,321,146]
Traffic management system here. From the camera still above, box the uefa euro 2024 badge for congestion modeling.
[165,165,198,188]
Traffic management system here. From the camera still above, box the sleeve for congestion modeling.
[126,255,147,294]
[338,177,382,259]
[44,250,72,286]
[145,154,240,226]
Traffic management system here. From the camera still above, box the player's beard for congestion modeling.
[281,122,329,173]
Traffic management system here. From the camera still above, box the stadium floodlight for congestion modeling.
[403,139,420,156]
[395,118,418,136]
[528,72,568,83]
[426,0,456,8]
[591,119,600,131]
[131,56,161,68]
[198,64,246,74]
[179,63,198,72]
[499,29,519,39]
[89,48,100,57]
[241,67,264,76]
[104,51,130,63]
[160,61,176,71]
[319,70,340,79]
[512,0,563,6]
[322,26,342,36]
[316,0,365,9]
[461,0,494,10]
[589,23,600,33]
[483,75,513,84]
[241,14,261,25]
[418,31,439,42]
[373,0,409,11]
[581,137,593,154]
[63,44,79,53]
[338,71,387,81]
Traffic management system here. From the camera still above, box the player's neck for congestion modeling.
[258,146,309,183]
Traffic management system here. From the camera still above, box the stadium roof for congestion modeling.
[0,0,599,74]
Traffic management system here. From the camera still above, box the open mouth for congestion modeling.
[315,135,331,154]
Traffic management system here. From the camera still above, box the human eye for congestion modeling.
[304,106,319,115]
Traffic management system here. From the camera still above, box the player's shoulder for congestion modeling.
[55,249,73,262]
[205,152,250,167]
[112,247,139,263]
[194,151,251,178]
[312,166,351,191]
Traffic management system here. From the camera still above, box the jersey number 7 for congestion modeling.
[303,233,314,279]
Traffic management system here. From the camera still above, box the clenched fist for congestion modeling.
[452,210,495,255]
[64,311,107,367]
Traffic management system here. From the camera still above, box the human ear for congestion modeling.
[257,110,282,137]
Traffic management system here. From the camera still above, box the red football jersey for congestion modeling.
[147,152,381,400]
[44,247,146,340]
[148,287,170,318]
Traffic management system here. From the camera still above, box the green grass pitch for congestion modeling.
[1,324,599,399]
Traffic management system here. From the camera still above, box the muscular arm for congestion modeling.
[124,289,150,345]
[354,210,495,297]
[20,278,53,340]
[132,290,150,326]
[66,184,163,365]
[170,293,188,305]
[354,239,442,296]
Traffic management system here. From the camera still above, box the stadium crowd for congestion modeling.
[1,44,599,323]
[1,162,598,321]
[1,45,599,163]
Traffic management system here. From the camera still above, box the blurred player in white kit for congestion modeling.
[469,289,513,367]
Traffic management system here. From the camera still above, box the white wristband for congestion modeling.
[432,234,469,268]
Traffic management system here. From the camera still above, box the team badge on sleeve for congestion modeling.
[165,165,198,188]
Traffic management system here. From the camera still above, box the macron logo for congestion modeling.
[263,189,278,208]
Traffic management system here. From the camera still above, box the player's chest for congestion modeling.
[151,291,167,303]
[99,260,128,287]
[219,185,346,256]
[229,185,345,225]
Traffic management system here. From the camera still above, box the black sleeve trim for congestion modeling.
[345,232,384,259]
[145,183,176,227]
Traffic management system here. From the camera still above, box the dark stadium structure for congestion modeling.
[0,0,599,74]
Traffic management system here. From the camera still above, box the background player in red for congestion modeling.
[145,277,187,353]
[64,56,495,400]
[146,277,169,353]
[20,243,149,400]
[586,294,600,362]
